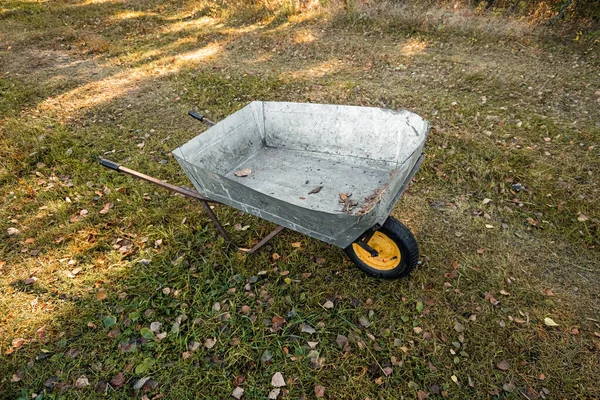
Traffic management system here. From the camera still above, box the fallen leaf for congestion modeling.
[205,338,216,349]
[484,292,499,306]
[272,253,280,261]
[451,375,459,385]
[11,370,24,382]
[99,203,113,215]
[544,317,559,327]
[7,227,20,236]
[593,332,600,338]
[76,376,90,388]
[454,322,464,333]
[482,198,492,205]
[291,242,302,248]
[577,213,589,222]
[497,360,510,371]
[232,376,245,388]
[268,388,281,399]
[525,386,538,399]
[108,326,121,338]
[261,349,273,363]
[36,325,47,342]
[271,372,285,387]
[323,300,334,309]
[503,382,516,392]
[315,257,326,265]
[12,338,25,348]
[234,169,252,177]
[417,390,429,400]
[24,277,37,285]
[359,316,371,327]
[271,316,286,332]
[95,380,108,393]
[65,347,81,358]
[45,377,58,389]
[96,289,108,301]
[150,322,162,332]
[499,290,510,296]
[300,323,316,334]
[232,387,244,399]
[336,335,348,348]
[413,326,423,334]
[314,384,326,398]
[307,341,319,349]
[383,367,393,376]
[308,185,323,194]
[133,376,150,390]
[111,372,125,387]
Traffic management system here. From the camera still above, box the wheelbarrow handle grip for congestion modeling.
[188,110,216,126]
[188,110,205,121]
[99,158,120,171]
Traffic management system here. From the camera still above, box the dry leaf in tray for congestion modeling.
[308,185,323,194]
[234,169,252,177]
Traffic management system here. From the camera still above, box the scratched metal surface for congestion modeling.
[172,101,429,248]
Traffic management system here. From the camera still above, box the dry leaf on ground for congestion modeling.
[314,384,325,398]
[271,372,285,387]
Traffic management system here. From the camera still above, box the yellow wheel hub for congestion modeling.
[352,231,401,271]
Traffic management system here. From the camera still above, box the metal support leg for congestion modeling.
[239,225,285,254]
[198,200,231,243]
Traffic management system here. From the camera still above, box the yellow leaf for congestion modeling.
[96,288,108,301]
[544,317,559,327]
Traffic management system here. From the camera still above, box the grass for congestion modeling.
[1,0,599,399]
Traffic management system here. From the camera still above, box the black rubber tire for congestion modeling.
[344,216,419,279]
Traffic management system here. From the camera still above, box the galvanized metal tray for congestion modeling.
[172,101,429,248]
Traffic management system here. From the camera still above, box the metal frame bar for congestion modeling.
[99,158,283,253]
[240,225,285,254]
[355,225,380,257]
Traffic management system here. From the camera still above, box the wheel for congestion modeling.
[344,216,419,279]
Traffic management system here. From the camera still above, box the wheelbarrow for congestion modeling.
[100,101,429,278]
